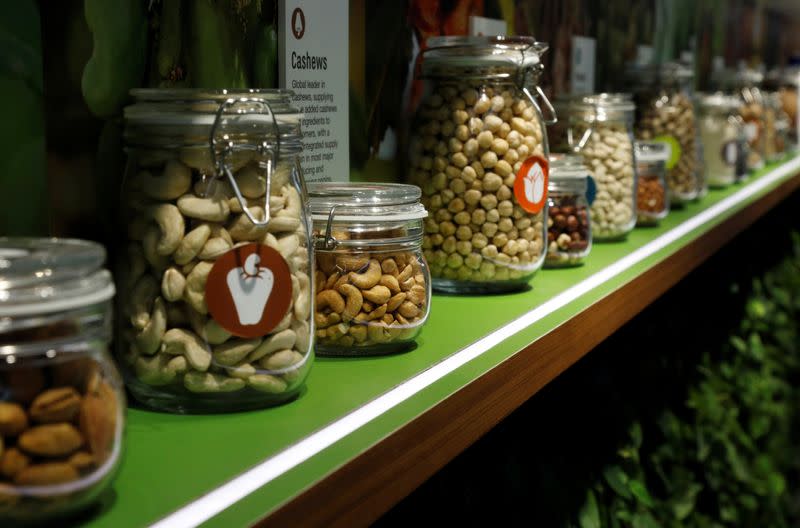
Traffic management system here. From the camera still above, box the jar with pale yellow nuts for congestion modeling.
[309,183,430,356]
[118,90,314,413]
[408,36,554,293]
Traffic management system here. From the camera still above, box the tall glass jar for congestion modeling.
[628,63,700,205]
[408,36,553,294]
[724,68,768,171]
[544,155,592,267]
[634,142,670,226]
[696,93,740,188]
[119,90,313,413]
[309,183,430,356]
[551,94,636,241]
[779,67,799,151]
[0,239,124,523]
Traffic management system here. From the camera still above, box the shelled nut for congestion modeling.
[546,201,590,266]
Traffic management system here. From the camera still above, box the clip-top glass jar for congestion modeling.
[628,62,700,205]
[119,90,313,413]
[722,68,768,171]
[408,36,553,293]
[779,67,799,151]
[550,93,637,241]
[545,155,592,267]
[0,238,124,523]
[634,142,670,226]
[696,93,741,188]
[309,183,430,356]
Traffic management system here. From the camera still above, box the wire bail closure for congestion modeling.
[209,96,281,227]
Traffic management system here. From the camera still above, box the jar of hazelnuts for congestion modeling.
[309,183,431,356]
[0,238,124,523]
[408,36,554,293]
[544,155,592,267]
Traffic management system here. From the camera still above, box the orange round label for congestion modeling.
[513,155,549,214]
[205,244,293,338]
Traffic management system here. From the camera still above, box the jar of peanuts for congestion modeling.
[408,36,554,294]
[634,142,670,226]
[544,155,592,267]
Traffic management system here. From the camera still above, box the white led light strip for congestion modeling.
[151,156,800,528]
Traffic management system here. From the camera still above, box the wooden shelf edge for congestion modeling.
[258,171,800,528]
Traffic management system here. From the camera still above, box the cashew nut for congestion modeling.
[184,261,213,314]
[226,363,256,379]
[379,274,401,294]
[130,275,158,330]
[177,194,230,222]
[138,160,192,200]
[337,255,369,272]
[291,320,311,353]
[235,163,267,198]
[316,290,345,314]
[362,285,391,305]
[180,147,253,173]
[135,297,167,355]
[315,311,341,328]
[367,304,387,321]
[142,227,171,271]
[398,301,421,319]
[161,268,186,302]
[277,185,301,218]
[162,328,211,372]
[247,329,298,362]
[135,354,175,385]
[247,374,287,394]
[147,204,185,256]
[337,283,363,322]
[381,258,398,276]
[349,324,368,343]
[293,272,311,321]
[204,318,231,345]
[228,207,270,242]
[267,216,301,234]
[398,264,414,282]
[213,338,263,366]
[386,292,407,313]
[174,224,211,265]
[277,233,300,260]
[184,371,245,393]
[349,259,382,289]
[197,237,232,259]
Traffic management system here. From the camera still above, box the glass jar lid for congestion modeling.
[0,238,114,317]
[421,36,547,78]
[697,92,740,113]
[635,141,669,163]
[626,61,694,85]
[549,154,589,180]
[559,92,635,122]
[308,183,428,223]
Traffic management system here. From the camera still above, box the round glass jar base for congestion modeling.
[316,340,417,357]
[636,213,666,227]
[593,231,631,243]
[432,276,533,294]
[544,255,585,268]
[124,380,303,414]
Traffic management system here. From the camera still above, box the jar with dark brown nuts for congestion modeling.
[309,184,430,356]
[408,36,553,293]
[545,155,592,267]
[634,142,670,226]
[628,62,700,205]
[0,239,124,523]
[119,90,313,413]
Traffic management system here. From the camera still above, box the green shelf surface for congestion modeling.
[82,155,800,528]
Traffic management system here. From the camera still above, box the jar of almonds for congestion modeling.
[309,183,430,356]
[550,94,637,241]
[119,90,313,413]
[408,36,554,293]
[628,62,700,205]
[0,238,124,523]
[544,155,592,267]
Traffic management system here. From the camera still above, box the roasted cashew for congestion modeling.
[337,283,363,322]
[315,312,341,328]
[349,324,368,343]
[148,204,185,256]
[135,297,167,355]
[367,304,387,321]
[398,264,414,282]
[247,329,298,362]
[138,160,192,200]
[362,285,391,305]
[315,270,327,293]
[130,275,158,330]
[368,324,390,343]
[174,224,211,265]
[184,261,213,314]
[407,284,426,306]
[386,292,407,313]
[177,193,230,222]
[400,276,416,292]
[336,255,369,272]
[380,258,398,276]
[326,323,349,340]
[316,290,345,313]
[379,274,400,294]
[161,328,211,372]
[235,163,267,198]
[349,259,381,289]
[398,301,421,319]
[161,267,186,302]
[197,237,232,259]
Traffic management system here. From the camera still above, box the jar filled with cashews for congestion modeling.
[408,36,553,294]
[118,90,313,413]
[550,94,637,241]
[309,183,430,356]
[627,62,700,205]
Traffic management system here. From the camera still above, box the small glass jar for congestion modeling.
[119,90,313,413]
[766,92,789,161]
[408,36,552,293]
[779,67,799,151]
[0,238,124,523]
[696,93,741,188]
[628,62,700,205]
[724,68,768,171]
[544,155,591,267]
[550,93,637,241]
[634,142,670,226]
[309,184,430,356]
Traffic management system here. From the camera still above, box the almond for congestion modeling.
[0,402,28,436]
[30,387,82,423]
[79,388,116,459]
[14,463,79,486]
[67,451,96,474]
[0,448,30,478]
[18,423,83,457]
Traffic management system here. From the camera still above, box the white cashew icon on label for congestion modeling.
[523,162,545,204]
[226,253,275,325]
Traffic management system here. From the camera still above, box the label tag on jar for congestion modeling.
[205,244,293,338]
[653,135,681,170]
[514,155,549,214]
[586,175,597,205]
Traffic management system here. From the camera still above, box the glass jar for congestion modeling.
[408,36,553,294]
[696,93,740,188]
[309,183,430,356]
[634,142,670,226]
[544,155,591,267]
[119,90,313,413]
[766,92,789,161]
[0,238,124,523]
[724,68,768,171]
[779,67,799,151]
[628,62,700,205]
[550,93,636,241]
